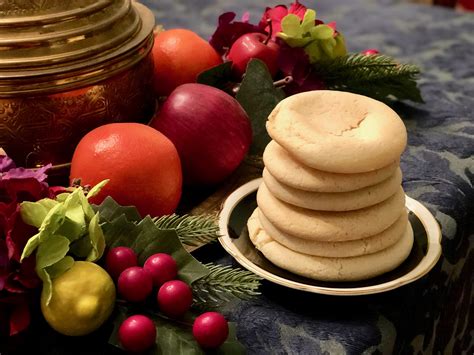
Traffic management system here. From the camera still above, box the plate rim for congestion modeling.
[218,178,442,296]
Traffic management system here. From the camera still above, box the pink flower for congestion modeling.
[259,1,308,38]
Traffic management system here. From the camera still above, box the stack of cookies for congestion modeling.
[247,91,413,282]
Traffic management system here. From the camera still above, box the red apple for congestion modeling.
[227,33,280,78]
[150,83,252,186]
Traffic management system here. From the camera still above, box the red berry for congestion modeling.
[157,280,192,318]
[193,312,229,349]
[362,49,379,56]
[118,315,156,352]
[143,253,178,287]
[118,267,153,302]
[105,247,138,279]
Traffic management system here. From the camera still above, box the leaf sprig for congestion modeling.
[313,53,423,103]
[152,214,220,247]
[192,263,262,308]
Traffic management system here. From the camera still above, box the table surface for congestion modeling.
[140,1,474,354]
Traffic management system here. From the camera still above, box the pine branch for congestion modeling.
[313,53,424,103]
[192,263,262,308]
[152,214,220,247]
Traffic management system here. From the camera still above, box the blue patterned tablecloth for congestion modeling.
[147,1,474,353]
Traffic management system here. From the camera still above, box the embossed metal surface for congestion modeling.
[0,51,155,168]
[0,0,156,167]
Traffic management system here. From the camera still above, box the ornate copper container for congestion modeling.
[0,0,156,168]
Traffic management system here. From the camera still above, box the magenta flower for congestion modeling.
[209,12,265,55]
[0,155,56,336]
[259,1,308,38]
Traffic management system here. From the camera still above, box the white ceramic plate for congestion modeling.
[218,178,442,296]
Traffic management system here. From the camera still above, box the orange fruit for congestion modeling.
[152,29,223,96]
[70,123,182,217]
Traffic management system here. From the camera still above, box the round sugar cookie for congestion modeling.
[247,209,414,282]
[258,208,408,257]
[263,167,402,211]
[257,182,406,241]
[266,90,407,173]
[263,140,399,192]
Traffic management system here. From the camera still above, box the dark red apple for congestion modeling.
[150,83,252,186]
[227,33,280,78]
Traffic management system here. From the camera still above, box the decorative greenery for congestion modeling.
[20,183,107,305]
[152,214,220,247]
[193,263,262,308]
[236,59,285,156]
[314,53,423,103]
[278,10,347,62]
[109,306,245,354]
[93,197,259,352]
[197,61,234,93]
[95,197,262,302]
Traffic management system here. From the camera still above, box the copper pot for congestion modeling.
[0,0,156,169]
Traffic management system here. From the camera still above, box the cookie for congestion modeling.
[263,167,402,211]
[257,182,406,241]
[266,90,407,173]
[248,208,414,282]
[258,208,408,257]
[263,140,399,192]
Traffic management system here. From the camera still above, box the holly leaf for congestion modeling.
[236,59,285,156]
[109,306,245,354]
[94,196,142,223]
[101,215,209,285]
[197,62,233,92]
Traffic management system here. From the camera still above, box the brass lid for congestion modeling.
[0,0,155,96]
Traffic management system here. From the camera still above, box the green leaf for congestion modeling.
[38,203,65,238]
[310,24,334,40]
[87,179,109,200]
[197,62,233,92]
[56,189,87,241]
[20,233,40,260]
[35,234,70,270]
[94,196,142,223]
[101,215,210,285]
[101,214,142,249]
[69,237,93,258]
[35,234,70,305]
[134,218,209,285]
[236,59,285,156]
[192,263,261,308]
[313,53,424,103]
[108,306,245,355]
[20,199,58,228]
[152,214,220,247]
[45,256,74,278]
[38,268,53,306]
[281,14,303,37]
[56,193,70,203]
[86,213,106,262]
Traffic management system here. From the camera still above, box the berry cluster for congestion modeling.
[105,247,229,352]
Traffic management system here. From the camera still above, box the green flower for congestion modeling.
[278,9,347,63]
